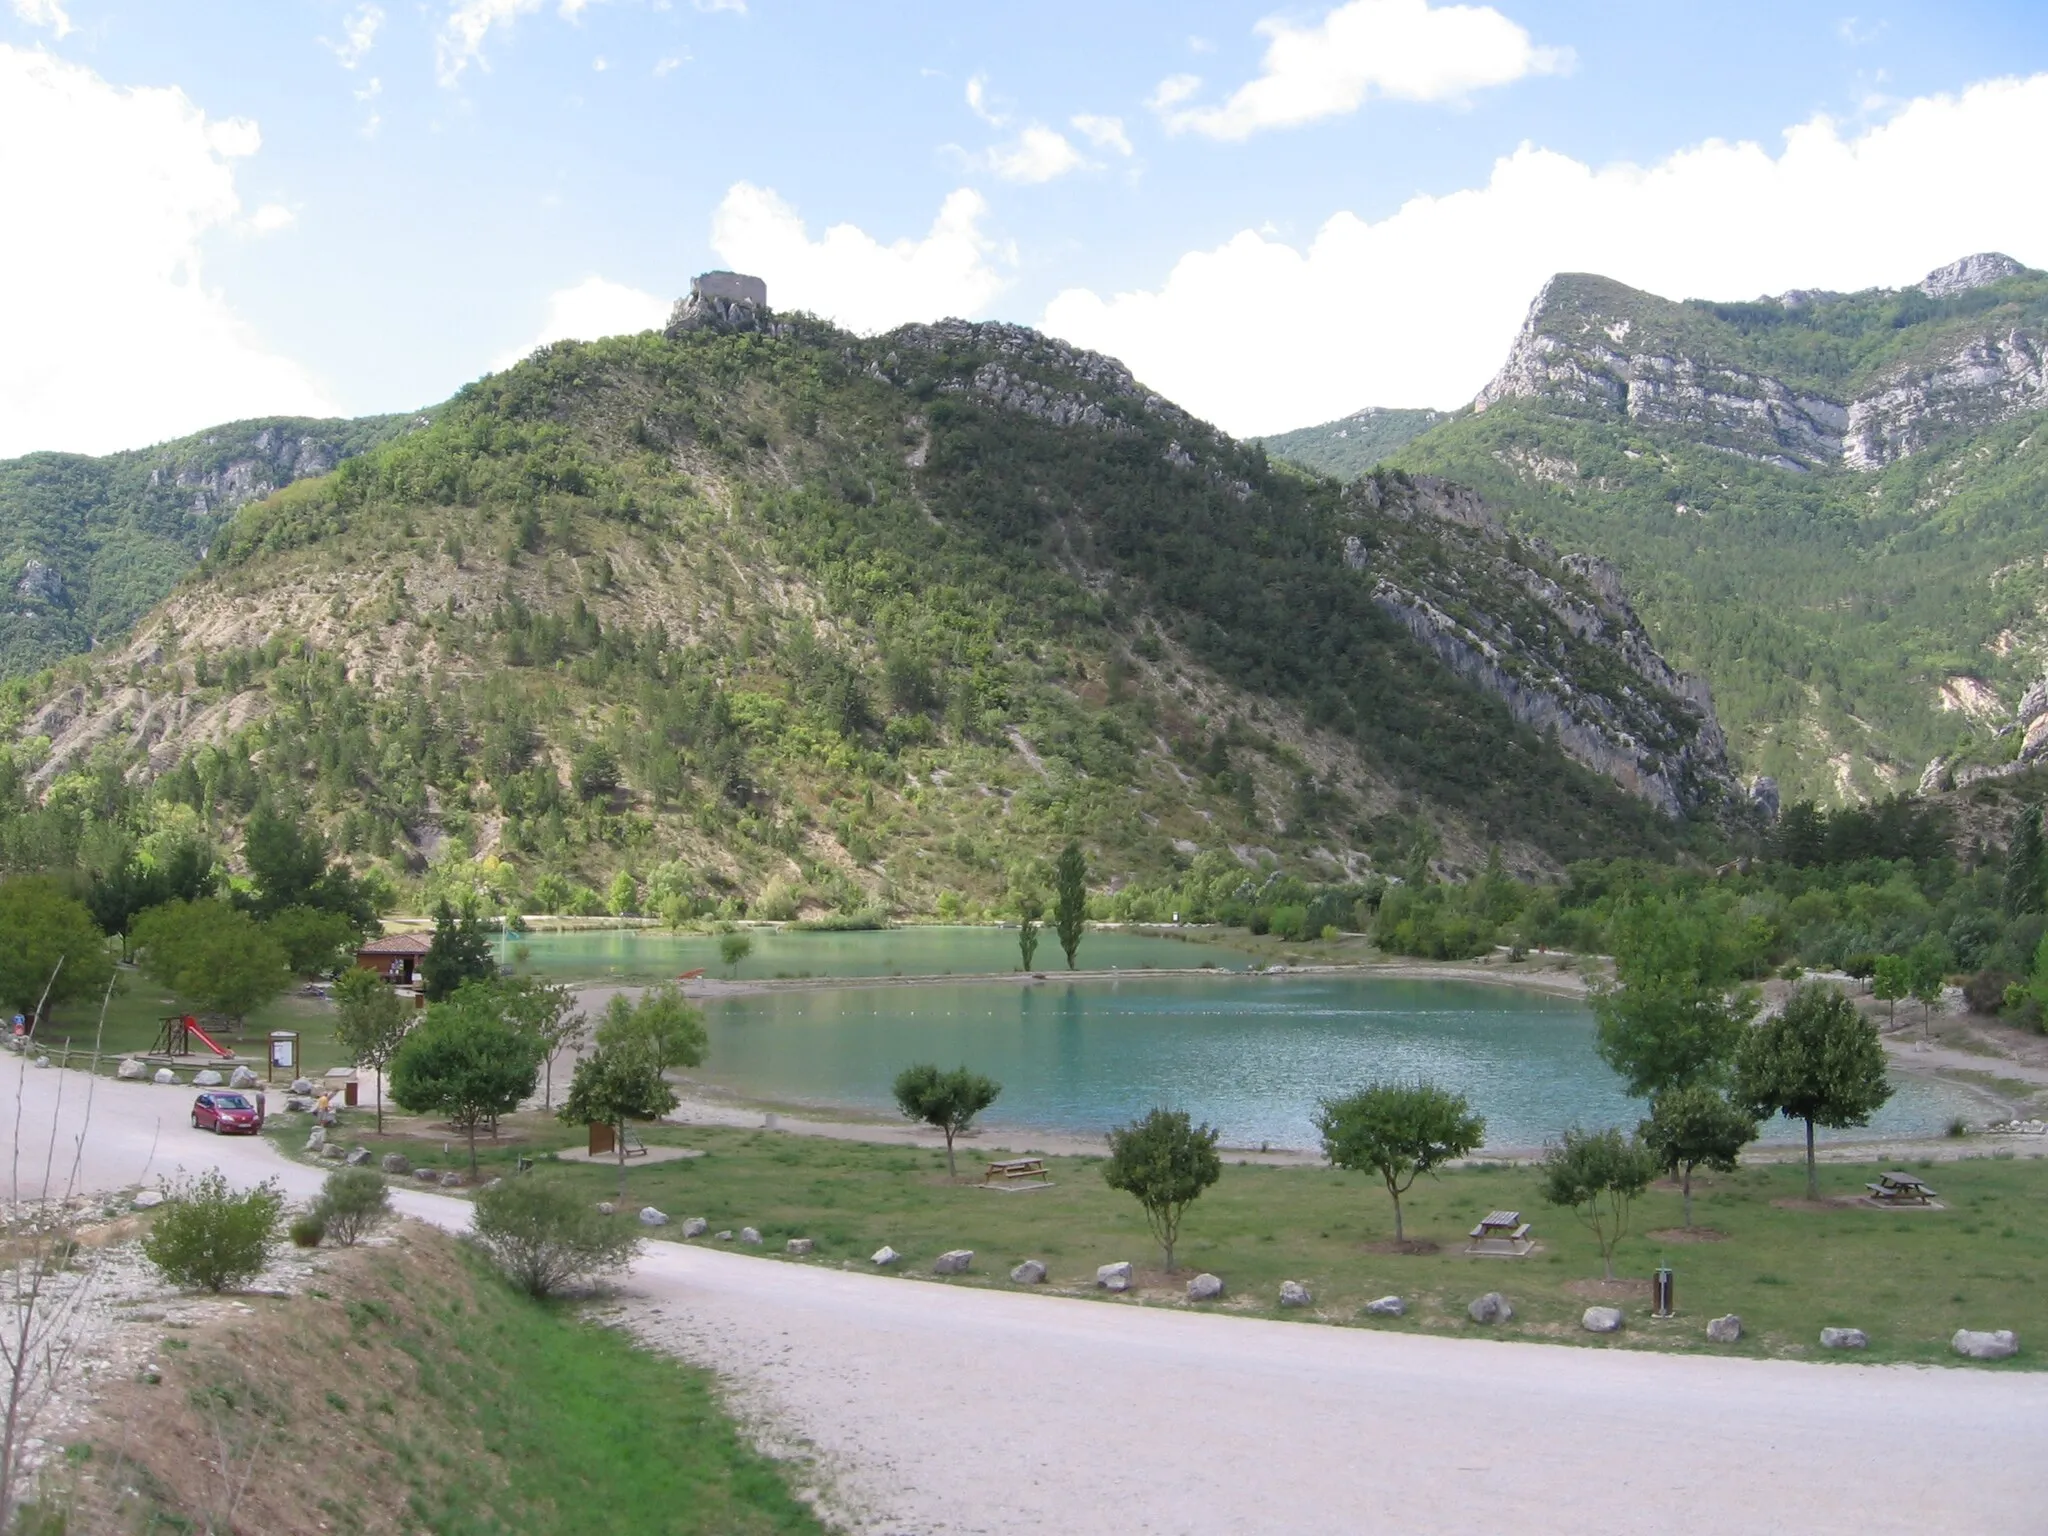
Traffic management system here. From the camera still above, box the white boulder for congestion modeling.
[1468,1292,1513,1324]
[739,1226,762,1246]
[1096,1261,1133,1292]
[132,1189,164,1210]
[1009,1259,1045,1284]
[1279,1280,1313,1308]
[116,1058,146,1080]
[933,1249,974,1275]
[291,1078,315,1095]
[872,1246,900,1267]
[785,1238,814,1256]
[1186,1272,1225,1302]
[1582,1307,1624,1333]
[152,1068,177,1086]
[1365,1296,1405,1317]
[192,1069,223,1087]
[1706,1315,1743,1344]
[638,1207,669,1226]
[1820,1327,1868,1350]
[1952,1329,2019,1361]
[230,1066,260,1089]
[681,1217,708,1238]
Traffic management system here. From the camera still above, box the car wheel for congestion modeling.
[191,1113,200,1128]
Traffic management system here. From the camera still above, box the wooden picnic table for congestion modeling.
[983,1157,1051,1188]
[1469,1210,1532,1243]
[1867,1170,1938,1203]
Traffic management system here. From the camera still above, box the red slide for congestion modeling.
[183,1016,234,1059]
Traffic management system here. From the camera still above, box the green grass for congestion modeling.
[37,967,344,1070]
[291,1113,2047,1369]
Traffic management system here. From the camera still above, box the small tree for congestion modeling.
[2004,803,2045,916]
[331,967,413,1132]
[1871,954,1908,1029]
[142,1172,284,1293]
[596,985,706,1071]
[1101,1108,1222,1272]
[131,899,292,1036]
[718,931,752,977]
[560,1040,680,1200]
[1639,1085,1756,1228]
[0,877,115,1030]
[1907,938,1948,1038]
[264,905,360,978]
[891,1063,1001,1179]
[419,899,496,1002]
[1016,890,1043,972]
[471,1178,637,1298]
[1592,980,1755,1098]
[495,976,583,1108]
[1540,1127,1656,1281]
[1315,1081,1485,1243]
[1053,842,1087,969]
[313,1167,392,1247]
[388,1002,543,1172]
[1735,982,1893,1200]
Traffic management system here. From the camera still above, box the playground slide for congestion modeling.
[184,1018,235,1058]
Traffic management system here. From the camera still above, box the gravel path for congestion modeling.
[8,1054,2046,1534]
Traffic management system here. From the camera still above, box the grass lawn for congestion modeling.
[277,1110,2047,1369]
[36,963,347,1070]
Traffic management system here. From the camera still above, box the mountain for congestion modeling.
[0,293,1743,916]
[1257,407,1447,480]
[0,414,419,678]
[1284,253,2048,806]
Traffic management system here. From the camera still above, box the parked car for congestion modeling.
[191,1091,265,1135]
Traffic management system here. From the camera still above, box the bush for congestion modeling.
[1964,969,2016,1016]
[471,1177,637,1298]
[142,1171,284,1292]
[317,1167,393,1246]
[289,1210,328,1248]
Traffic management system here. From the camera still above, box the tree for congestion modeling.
[1016,890,1043,972]
[718,931,752,977]
[1735,983,1894,1200]
[1054,841,1087,970]
[1871,954,1909,1029]
[313,1167,392,1247]
[471,1177,637,1299]
[388,1001,543,1172]
[331,967,414,1132]
[130,899,291,1035]
[1639,1085,1755,1228]
[496,976,583,1108]
[241,804,376,931]
[561,1039,680,1200]
[141,1171,284,1293]
[891,1063,1001,1179]
[2004,803,2045,916]
[1907,938,1948,1038]
[419,898,495,1002]
[1101,1108,1222,1272]
[84,835,218,955]
[1315,1081,1485,1243]
[264,905,359,977]
[0,876,115,1029]
[595,985,706,1071]
[1540,1127,1657,1281]
[1591,897,1757,1097]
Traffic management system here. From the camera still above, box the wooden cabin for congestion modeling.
[355,932,433,984]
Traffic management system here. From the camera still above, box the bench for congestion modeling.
[1465,1209,1535,1256]
[982,1157,1052,1190]
[1867,1172,1936,1203]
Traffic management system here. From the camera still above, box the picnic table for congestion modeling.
[1464,1210,1534,1256]
[982,1157,1053,1190]
[1867,1171,1938,1204]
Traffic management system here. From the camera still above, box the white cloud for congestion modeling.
[321,4,384,70]
[710,183,1008,334]
[965,73,1005,127]
[1156,0,1571,140]
[653,54,684,76]
[491,274,668,369]
[693,0,745,11]
[1044,73,2048,437]
[985,124,1085,184]
[437,0,601,85]
[248,202,295,233]
[1070,113,1133,156]
[9,0,70,36]
[0,45,332,457]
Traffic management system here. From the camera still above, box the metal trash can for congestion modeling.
[1652,1265,1675,1318]
[344,1081,358,1108]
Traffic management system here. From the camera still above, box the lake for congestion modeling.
[503,924,1248,982]
[688,973,1984,1152]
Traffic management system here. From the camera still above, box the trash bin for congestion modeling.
[1652,1265,1675,1318]
[344,1081,358,1108]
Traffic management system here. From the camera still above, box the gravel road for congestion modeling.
[9,1053,2044,1534]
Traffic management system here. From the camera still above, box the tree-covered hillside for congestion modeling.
[1325,257,2048,805]
[0,414,416,678]
[1,309,1736,920]
[1257,407,1446,481]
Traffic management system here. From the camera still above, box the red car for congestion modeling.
[191,1091,265,1135]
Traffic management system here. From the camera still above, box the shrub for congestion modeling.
[1964,969,2015,1016]
[317,1167,393,1246]
[470,1178,637,1298]
[289,1210,328,1248]
[142,1171,284,1292]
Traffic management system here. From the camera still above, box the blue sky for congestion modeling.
[4,0,2048,454]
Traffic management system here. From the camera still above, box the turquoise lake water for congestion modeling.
[501,930,1981,1151]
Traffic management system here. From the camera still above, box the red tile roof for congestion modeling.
[358,933,434,955]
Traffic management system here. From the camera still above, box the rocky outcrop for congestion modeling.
[1475,256,2045,472]
[883,319,1197,438]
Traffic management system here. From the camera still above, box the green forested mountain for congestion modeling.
[1277,253,2048,806]
[1257,407,1446,480]
[0,414,417,678]
[0,301,1743,919]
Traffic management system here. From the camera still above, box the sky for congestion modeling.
[4,0,2048,456]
